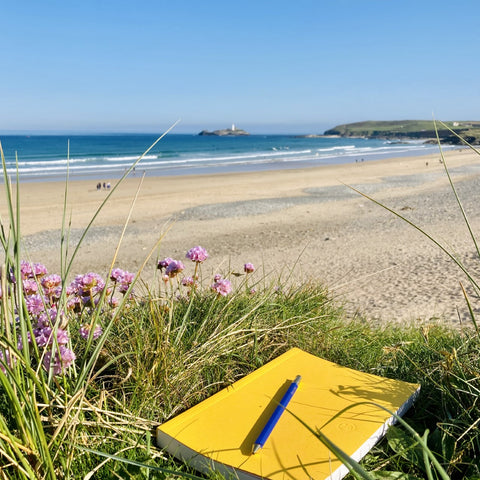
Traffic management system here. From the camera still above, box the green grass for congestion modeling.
[72,286,480,479]
[1,121,480,479]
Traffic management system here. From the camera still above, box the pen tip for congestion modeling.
[252,444,261,454]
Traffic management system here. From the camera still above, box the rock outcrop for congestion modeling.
[198,127,249,137]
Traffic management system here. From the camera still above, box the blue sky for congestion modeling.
[2,1,479,134]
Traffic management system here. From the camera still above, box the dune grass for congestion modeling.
[0,123,480,479]
[68,283,480,479]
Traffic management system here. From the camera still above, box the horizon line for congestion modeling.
[0,130,327,136]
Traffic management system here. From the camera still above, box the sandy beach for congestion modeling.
[8,148,480,325]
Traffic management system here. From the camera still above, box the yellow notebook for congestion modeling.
[156,348,420,480]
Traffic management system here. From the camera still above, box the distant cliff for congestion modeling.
[198,127,249,137]
[324,120,480,144]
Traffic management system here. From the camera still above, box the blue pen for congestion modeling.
[252,375,301,454]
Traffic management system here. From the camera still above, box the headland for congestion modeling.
[323,120,480,144]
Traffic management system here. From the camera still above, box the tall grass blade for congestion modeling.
[287,409,374,479]
[77,446,206,479]
[345,183,480,297]
[434,120,480,260]
[60,139,70,278]
[63,120,180,281]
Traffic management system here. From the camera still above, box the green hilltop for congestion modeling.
[324,120,480,144]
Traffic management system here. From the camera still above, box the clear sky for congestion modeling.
[2,0,479,134]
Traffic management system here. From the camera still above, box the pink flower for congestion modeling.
[165,260,185,278]
[186,246,209,263]
[43,346,76,375]
[33,327,51,347]
[33,327,69,347]
[211,277,232,296]
[0,349,15,374]
[109,297,119,308]
[111,268,135,293]
[20,261,34,280]
[122,271,134,283]
[66,296,81,312]
[42,274,62,300]
[25,294,45,316]
[20,261,48,280]
[17,333,31,350]
[110,268,125,283]
[41,274,61,290]
[182,276,196,287]
[79,272,105,292]
[68,273,105,303]
[119,272,134,294]
[56,328,69,345]
[244,263,255,274]
[33,263,48,278]
[158,257,174,270]
[22,279,39,295]
[79,324,103,340]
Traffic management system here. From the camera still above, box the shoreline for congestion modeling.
[2,142,460,184]
[8,148,480,324]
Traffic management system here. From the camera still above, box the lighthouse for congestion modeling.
[231,123,236,131]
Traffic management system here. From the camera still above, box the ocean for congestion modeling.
[0,134,450,182]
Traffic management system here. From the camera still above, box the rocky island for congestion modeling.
[198,125,249,137]
[323,120,480,144]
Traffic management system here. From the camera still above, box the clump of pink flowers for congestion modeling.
[15,261,77,376]
[3,249,260,378]
[67,272,106,310]
[110,268,135,294]
[1,260,138,377]
[157,247,259,300]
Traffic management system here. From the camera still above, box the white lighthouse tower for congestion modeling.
[231,123,236,131]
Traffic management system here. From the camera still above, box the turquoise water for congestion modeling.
[0,134,447,182]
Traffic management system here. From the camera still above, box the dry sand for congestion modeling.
[8,148,480,325]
